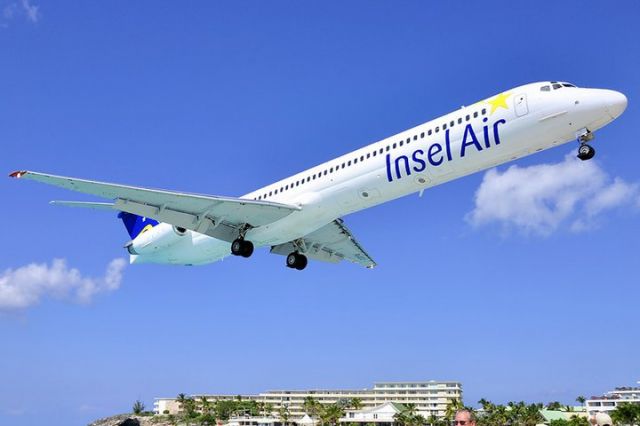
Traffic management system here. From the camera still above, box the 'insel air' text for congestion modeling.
[385,117,506,182]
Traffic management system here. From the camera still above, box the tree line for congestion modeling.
[146,394,640,426]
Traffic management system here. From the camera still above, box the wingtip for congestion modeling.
[9,170,28,178]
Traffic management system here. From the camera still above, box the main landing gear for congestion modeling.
[286,252,308,270]
[231,238,254,258]
[576,128,596,161]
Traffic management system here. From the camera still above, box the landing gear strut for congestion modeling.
[576,128,596,161]
[286,252,308,270]
[231,238,254,258]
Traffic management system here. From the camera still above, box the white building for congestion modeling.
[341,402,405,426]
[154,380,462,418]
[586,383,640,416]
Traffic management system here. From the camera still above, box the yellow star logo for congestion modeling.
[487,92,511,114]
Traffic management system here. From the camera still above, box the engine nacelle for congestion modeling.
[126,224,188,255]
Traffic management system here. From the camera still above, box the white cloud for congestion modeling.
[0,258,126,310]
[1,0,39,25]
[20,0,37,22]
[467,154,640,236]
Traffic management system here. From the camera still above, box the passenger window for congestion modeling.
[466,114,470,121]
[330,167,333,173]
[393,143,397,149]
[354,158,358,164]
[348,160,352,166]
[481,108,486,115]
[450,121,454,127]
[360,155,364,161]
[473,111,478,118]
[399,141,404,147]
[435,126,439,133]
[458,118,462,124]
[386,146,390,151]
[413,135,417,140]
[379,148,384,154]
[443,123,447,130]
[420,132,425,138]
[373,151,377,157]
[428,129,432,136]
[324,170,327,175]
[366,153,370,159]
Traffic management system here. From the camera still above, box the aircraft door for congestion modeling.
[514,93,528,117]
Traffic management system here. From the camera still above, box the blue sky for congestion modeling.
[1,1,639,425]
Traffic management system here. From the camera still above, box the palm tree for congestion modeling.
[200,396,213,415]
[547,401,563,411]
[320,403,345,426]
[132,400,145,415]
[176,393,188,414]
[304,396,321,418]
[351,398,363,411]
[575,396,586,406]
[445,399,463,422]
[265,403,275,416]
[278,405,291,426]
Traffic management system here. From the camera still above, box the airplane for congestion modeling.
[10,81,627,270]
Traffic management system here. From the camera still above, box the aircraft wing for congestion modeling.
[270,218,377,268]
[10,170,301,242]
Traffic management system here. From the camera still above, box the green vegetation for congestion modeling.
[476,400,544,426]
[610,402,640,426]
[132,400,145,415]
[394,403,427,426]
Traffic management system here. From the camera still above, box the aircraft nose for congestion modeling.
[605,90,628,119]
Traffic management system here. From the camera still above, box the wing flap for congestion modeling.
[271,218,376,268]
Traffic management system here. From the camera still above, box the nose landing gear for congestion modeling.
[576,128,596,161]
[577,144,595,161]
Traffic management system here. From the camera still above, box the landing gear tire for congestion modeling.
[231,239,254,258]
[286,252,308,270]
[577,144,595,161]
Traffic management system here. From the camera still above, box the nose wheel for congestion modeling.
[575,128,595,161]
[286,252,308,270]
[577,143,595,161]
[231,238,254,258]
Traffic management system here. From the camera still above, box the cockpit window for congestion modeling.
[541,85,550,92]
[562,83,576,88]
[552,83,562,90]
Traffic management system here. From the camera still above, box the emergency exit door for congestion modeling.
[514,93,528,116]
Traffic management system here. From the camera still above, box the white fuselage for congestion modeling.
[131,82,627,265]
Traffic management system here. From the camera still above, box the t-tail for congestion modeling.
[118,212,158,239]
